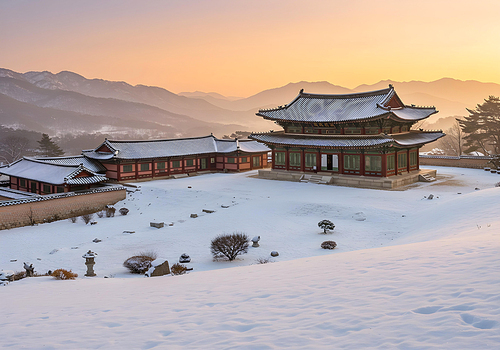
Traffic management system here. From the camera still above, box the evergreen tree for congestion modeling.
[37,133,64,157]
[458,96,500,155]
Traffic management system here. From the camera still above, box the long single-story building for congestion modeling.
[83,135,270,182]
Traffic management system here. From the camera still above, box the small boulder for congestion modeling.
[150,222,164,228]
[179,253,191,263]
[427,194,434,200]
[145,260,170,277]
[190,214,198,218]
[270,251,279,257]
[251,236,260,247]
[92,238,102,243]
[202,209,215,213]
[353,212,366,221]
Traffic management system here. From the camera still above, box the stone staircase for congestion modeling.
[419,173,436,182]
[299,174,331,184]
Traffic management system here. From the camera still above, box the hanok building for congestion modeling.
[83,135,270,182]
[250,85,445,188]
[0,156,108,194]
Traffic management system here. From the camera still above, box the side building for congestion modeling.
[83,135,270,182]
[250,85,445,188]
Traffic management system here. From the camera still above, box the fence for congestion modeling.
[0,186,126,230]
[419,155,493,169]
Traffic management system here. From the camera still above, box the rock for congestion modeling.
[353,212,366,221]
[49,249,58,255]
[188,186,192,188]
[90,221,98,225]
[270,251,279,257]
[9,259,17,262]
[179,253,191,263]
[146,260,170,277]
[252,236,260,247]
[475,188,480,191]
[123,231,135,234]
[190,214,198,218]
[221,205,230,208]
[92,238,102,243]
[427,194,434,200]
[202,209,215,213]
[321,240,337,250]
[150,222,164,228]
[168,223,174,226]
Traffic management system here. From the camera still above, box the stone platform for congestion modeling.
[257,168,437,190]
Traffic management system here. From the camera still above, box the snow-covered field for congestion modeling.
[1,166,499,349]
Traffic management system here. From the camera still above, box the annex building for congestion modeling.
[0,135,270,196]
[250,85,445,188]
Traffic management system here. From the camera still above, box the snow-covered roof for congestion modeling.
[83,135,270,160]
[249,131,445,149]
[31,155,107,173]
[0,157,108,185]
[257,86,437,124]
[0,188,40,200]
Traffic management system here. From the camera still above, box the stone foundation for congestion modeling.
[257,169,437,190]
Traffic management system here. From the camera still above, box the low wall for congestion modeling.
[0,186,126,230]
[419,155,493,169]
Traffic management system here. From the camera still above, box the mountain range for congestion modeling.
[1,68,500,143]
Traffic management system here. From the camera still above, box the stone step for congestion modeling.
[419,173,436,182]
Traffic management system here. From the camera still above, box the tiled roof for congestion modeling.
[0,157,108,185]
[257,86,437,123]
[31,155,107,173]
[249,131,444,149]
[83,135,270,160]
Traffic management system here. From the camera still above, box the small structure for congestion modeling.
[83,134,270,182]
[82,250,97,277]
[251,236,260,247]
[0,156,108,195]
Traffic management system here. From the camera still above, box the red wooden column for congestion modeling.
[381,152,387,177]
[151,159,155,179]
[417,148,420,170]
[135,160,139,180]
[285,148,289,171]
[167,158,171,175]
[316,149,321,172]
[339,150,344,174]
[407,149,411,173]
[182,156,185,173]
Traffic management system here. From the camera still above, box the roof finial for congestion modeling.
[300,88,304,94]
[389,84,393,88]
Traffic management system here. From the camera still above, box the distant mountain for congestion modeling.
[178,91,242,101]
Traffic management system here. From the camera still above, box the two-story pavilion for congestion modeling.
[250,85,445,187]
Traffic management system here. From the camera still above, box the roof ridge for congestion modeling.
[107,134,215,144]
[23,157,80,168]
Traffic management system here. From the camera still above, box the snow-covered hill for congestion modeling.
[1,167,499,348]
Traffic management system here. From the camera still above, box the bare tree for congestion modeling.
[437,120,465,156]
[211,232,249,261]
[0,135,30,164]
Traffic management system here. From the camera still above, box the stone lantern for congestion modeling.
[82,250,97,277]
[251,236,260,247]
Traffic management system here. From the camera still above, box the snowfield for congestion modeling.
[1,166,499,349]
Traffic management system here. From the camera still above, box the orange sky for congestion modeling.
[1,0,499,97]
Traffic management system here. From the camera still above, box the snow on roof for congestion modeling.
[31,155,107,173]
[257,86,437,123]
[0,157,108,185]
[249,131,444,149]
[84,135,270,160]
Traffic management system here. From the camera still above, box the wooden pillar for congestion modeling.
[395,150,399,175]
[339,150,344,174]
[316,149,321,172]
[151,159,155,179]
[407,149,411,173]
[417,148,420,170]
[285,148,289,171]
[182,156,185,173]
[135,160,139,180]
[381,152,387,177]
[167,158,171,175]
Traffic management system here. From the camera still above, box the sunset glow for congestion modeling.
[1,0,499,96]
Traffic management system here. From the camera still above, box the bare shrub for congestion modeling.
[256,257,271,264]
[51,269,78,280]
[96,211,104,218]
[119,208,130,216]
[211,232,249,261]
[12,271,26,281]
[68,216,78,223]
[106,207,116,217]
[170,263,188,275]
[80,213,94,225]
[321,241,337,250]
[318,220,335,234]
[123,251,157,274]
[27,207,36,226]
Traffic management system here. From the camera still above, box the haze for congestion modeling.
[1,0,499,97]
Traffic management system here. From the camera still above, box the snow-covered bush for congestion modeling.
[80,213,94,225]
[68,216,77,223]
[51,269,78,280]
[119,208,129,216]
[170,263,188,275]
[210,232,249,261]
[321,241,337,250]
[106,207,116,218]
[256,257,271,264]
[96,211,104,218]
[123,251,158,274]
[318,220,335,234]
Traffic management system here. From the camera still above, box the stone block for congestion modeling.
[147,260,170,277]
[150,222,164,228]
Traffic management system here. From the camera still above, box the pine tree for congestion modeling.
[37,133,64,157]
[458,96,500,155]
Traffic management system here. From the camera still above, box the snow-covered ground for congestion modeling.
[1,166,499,349]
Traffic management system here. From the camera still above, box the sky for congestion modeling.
[1,0,500,97]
